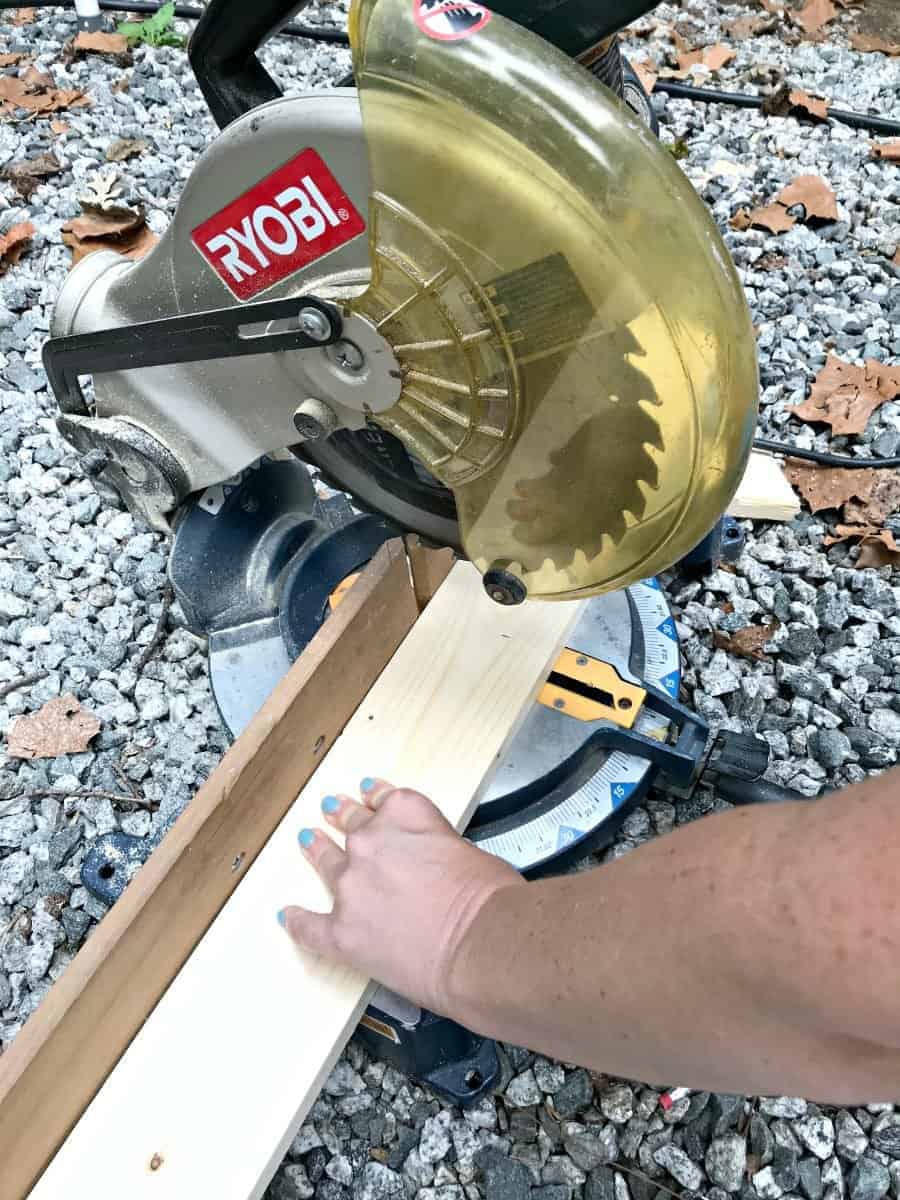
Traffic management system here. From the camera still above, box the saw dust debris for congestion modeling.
[789,355,900,435]
[6,694,101,759]
[0,63,90,118]
[0,221,35,276]
[714,620,781,661]
[1,151,61,200]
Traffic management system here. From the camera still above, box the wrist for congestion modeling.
[438,877,525,1022]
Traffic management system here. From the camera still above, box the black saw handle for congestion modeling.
[189,0,662,129]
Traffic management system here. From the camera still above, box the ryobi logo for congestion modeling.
[191,148,365,301]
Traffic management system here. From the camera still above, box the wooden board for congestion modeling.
[406,533,457,611]
[31,564,584,1200]
[730,451,801,522]
[0,539,420,1200]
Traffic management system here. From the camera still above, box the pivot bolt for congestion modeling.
[298,306,332,343]
[328,339,366,374]
[293,397,340,442]
[483,564,527,606]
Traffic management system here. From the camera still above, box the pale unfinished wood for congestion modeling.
[31,564,584,1200]
[730,451,801,522]
[405,534,457,611]
[0,539,418,1200]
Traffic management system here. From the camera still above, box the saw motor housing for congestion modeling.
[46,0,758,602]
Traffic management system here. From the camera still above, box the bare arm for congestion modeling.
[281,773,900,1103]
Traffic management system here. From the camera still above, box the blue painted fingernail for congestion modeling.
[298,828,315,848]
[361,777,376,793]
[322,795,339,814]
[277,909,287,927]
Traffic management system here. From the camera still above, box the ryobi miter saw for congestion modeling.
[45,0,769,1104]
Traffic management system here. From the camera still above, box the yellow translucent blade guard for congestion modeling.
[348,0,759,600]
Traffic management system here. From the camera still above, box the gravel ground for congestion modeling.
[1,2,899,1198]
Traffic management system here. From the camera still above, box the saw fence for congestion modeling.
[0,537,584,1200]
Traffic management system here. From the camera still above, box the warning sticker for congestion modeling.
[413,0,492,42]
[191,148,365,302]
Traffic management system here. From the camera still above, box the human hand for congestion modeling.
[278,778,524,1015]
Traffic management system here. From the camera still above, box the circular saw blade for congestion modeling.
[346,0,758,599]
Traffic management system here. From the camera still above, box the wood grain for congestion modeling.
[0,540,418,1200]
[31,564,583,1200]
[731,451,801,522]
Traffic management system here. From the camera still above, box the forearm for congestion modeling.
[447,780,900,1101]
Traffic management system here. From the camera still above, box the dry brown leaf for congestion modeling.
[777,174,838,222]
[105,136,147,162]
[0,66,90,117]
[0,220,35,276]
[850,32,900,55]
[872,140,900,162]
[6,694,101,759]
[50,118,68,134]
[824,526,900,568]
[714,620,781,661]
[631,59,659,95]
[758,0,784,14]
[12,6,35,23]
[675,42,736,73]
[72,30,130,56]
[789,355,900,435]
[730,209,753,231]
[792,0,837,33]
[726,14,778,37]
[843,470,900,526]
[2,151,61,200]
[787,88,829,121]
[742,202,798,234]
[0,52,26,67]
[62,208,158,265]
[783,460,878,514]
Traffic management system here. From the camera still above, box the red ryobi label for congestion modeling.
[191,148,365,301]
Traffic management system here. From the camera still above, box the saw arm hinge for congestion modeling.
[538,649,645,728]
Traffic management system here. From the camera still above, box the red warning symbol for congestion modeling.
[413,0,492,41]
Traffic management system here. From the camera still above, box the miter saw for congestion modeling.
[51,0,771,1103]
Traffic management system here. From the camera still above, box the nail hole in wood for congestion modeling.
[231,853,245,872]
[313,735,325,754]
[149,1152,164,1172]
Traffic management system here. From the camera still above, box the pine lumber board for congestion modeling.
[0,538,419,1200]
[30,563,585,1200]
[730,451,801,522]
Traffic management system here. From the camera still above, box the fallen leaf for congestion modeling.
[631,59,658,95]
[730,209,753,231]
[71,29,131,56]
[62,208,158,265]
[758,0,784,14]
[714,620,781,661]
[726,14,778,37]
[743,202,798,234]
[0,66,90,117]
[789,355,900,435]
[777,174,838,222]
[0,220,35,276]
[105,136,147,162]
[850,32,900,55]
[50,118,68,134]
[6,694,101,759]
[792,0,837,33]
[673,42,736,75]
[872,140,900,162]
[783,460,878,514]
[895,248,900,268]
[843,470,900,526]
[824,526,900,568]
[2,151,61,200]
[12,7,35,23]
[0,52,26,67]
[79,168,123,211]
[787,88,829,121]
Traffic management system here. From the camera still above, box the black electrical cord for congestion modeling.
[0,0,350,43]
[753,437,900,469]
[655,80,900,138]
